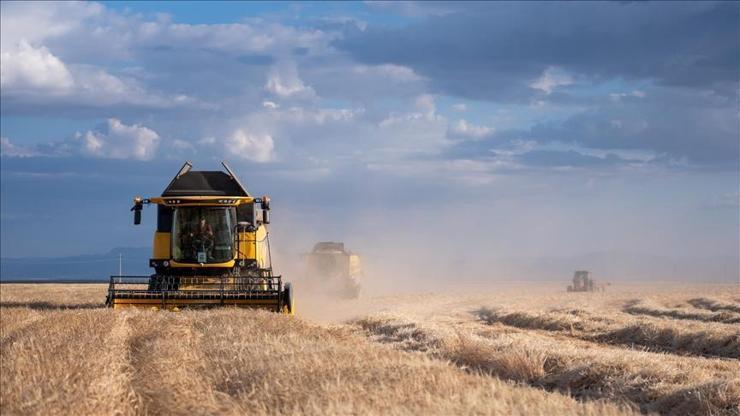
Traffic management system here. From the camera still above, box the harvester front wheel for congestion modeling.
[282,282,294,315]
[147,275,162,291]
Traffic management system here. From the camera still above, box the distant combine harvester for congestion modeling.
[567,270,609,292]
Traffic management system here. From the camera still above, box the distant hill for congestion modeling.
[0,247,150,281]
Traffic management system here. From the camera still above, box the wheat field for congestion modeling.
[1,282,738,415]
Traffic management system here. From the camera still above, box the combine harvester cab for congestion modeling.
[304,242,362,299]
[106,161,294,313]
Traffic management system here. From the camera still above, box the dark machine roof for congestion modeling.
[162,170,250,197]
[312,242,347,253]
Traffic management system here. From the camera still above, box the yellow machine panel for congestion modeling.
[236,227,270,267]
[152,232,170,259]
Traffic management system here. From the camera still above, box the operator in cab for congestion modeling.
[181,216,215,262]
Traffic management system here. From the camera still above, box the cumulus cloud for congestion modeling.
[0,1,736,277]
[225,129,274,162]
[1,39,198,110]
[338,2,738,99]
[75,119,160,160]
[379,95,444,128]
[277,107,360,125]
[427,81,738,170]
[0,40,74,92]
[352,63,422,82]
[1,137,38,157]
[265,62,316,99]
[529,67,573,95]
[0,1,103,51]
[1,0,736,174]
[477,88,739,168]
[415,94,436,117]
[0,2,325,113]
[448,119,493,139]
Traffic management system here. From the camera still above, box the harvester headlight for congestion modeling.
[163,260,170,267]
[239,260,246,267]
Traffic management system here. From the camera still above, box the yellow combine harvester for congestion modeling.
[304,242,362,299]
[105,161,294,313]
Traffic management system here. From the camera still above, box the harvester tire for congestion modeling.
[148,275,162,291]
[283,282,294,315]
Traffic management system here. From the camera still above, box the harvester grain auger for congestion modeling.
[105,161,294,313]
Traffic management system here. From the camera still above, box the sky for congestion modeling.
[1,1,738,280]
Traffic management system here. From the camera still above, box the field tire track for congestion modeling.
[82,311,141,416]
[0,308,45,349]
[688,298,740,314]
[623,300,740,324]
[195,310,632,416]
[475,307,740,359]
[653,379,740,416]
[592,323,740,360]
[0,310,140,415]
[126,312,237,416]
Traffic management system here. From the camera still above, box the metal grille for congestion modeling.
[106,274,283,309]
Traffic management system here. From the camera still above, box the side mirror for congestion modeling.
[131,196,143,225]
[262,209,270,224]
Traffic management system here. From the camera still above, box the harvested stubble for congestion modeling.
[3,283,739,416]
[1,303,632,416]
[688,298,740,314]
[623,299,740,324]
[476,307,740,359]
[353,315,740,416]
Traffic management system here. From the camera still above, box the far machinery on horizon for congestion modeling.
[303,241,363,299]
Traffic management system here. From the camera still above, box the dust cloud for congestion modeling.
[261,187,738,324]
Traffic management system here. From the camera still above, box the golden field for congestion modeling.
[1,282,738,415]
